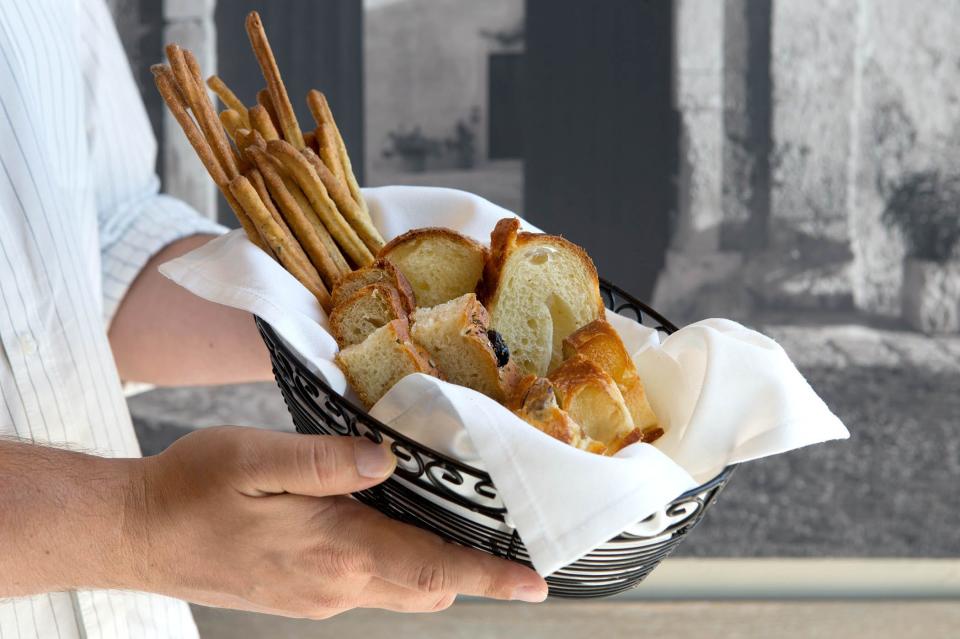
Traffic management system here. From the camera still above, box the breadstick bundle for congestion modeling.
[153,11,385,312]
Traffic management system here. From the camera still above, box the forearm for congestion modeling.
[0,439,145,596]
[109,234,272,386]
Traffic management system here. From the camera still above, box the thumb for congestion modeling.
[231,430,397,497]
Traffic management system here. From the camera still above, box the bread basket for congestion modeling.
[256,279,736,598]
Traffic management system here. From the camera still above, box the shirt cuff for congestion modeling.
[101,194,226,326]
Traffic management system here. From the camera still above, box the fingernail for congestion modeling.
[512,585,548,603]
[354,439,396,478]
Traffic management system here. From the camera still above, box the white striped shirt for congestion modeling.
[0,1,223,637]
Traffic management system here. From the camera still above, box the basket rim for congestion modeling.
[255,276,735,507]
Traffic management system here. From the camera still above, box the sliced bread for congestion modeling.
[329,283,407,348]
[547,354,636,448]
[378,227,488,308]
[331,258,417,313]
[512,377,605,454]
[563,319,659,430]
[335,318,440,408]
[410,293,521,402]
[482,218,605,377]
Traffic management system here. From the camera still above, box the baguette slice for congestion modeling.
[512,377,605,454]
[378,227,488,308]
[563,319,659,430]
[482,218,605,377]
[547,354,636,448]
[410,293,521,403]
[335,318,440,408]
[329,283,406,348]
[331,259,417,313]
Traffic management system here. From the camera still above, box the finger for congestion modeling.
[358,510,547,602]
[358,578,456,614]
[227,429,396,498]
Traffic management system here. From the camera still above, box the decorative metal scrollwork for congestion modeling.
[255,277,735,598]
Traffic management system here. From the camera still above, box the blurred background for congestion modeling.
[110,0,959,636]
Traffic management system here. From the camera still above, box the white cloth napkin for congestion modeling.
[159,185,849,575]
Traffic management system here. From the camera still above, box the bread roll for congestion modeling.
[482,218,605,377]
[512,377,605,454]
[378,227,488,308]
[332,259,417,313]
[335,318,440,408]
[329,283,407,348]
[563,319,659,430]
[547,354,636,447]
[411,293,521,403]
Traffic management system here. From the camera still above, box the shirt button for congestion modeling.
[18,333,37,356]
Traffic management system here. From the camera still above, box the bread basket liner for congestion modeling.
[160,185,849,575]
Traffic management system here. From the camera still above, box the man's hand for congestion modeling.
[131,427,548,617]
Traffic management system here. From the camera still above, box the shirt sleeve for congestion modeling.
[82,0,225,326]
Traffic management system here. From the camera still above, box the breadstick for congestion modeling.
[303,130,317,152]
[219,109,244,142]
[246,167,321,286]
[239,127,349,273]
[166,45,240,181]
[207,75,250,128]
[302,147,384,253]
[229,175,331,310]
[183,49,246,175]
[248,146,341,287]
[307,90,368,218]
[256,89,282,132]
[246,12,305,149]
[249,104,280,141]
[316,122,345,184]
[267,139,374,267]
[152,64,269,254]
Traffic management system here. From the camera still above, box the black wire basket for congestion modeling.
[256,279,735,598]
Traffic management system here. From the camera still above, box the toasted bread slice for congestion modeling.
[335,318,440,408]
[482,218,605,377]
[512,377,606,454]
[329,283,407,348]
[331,259,417,313]
[410,293,521,402]
[563,319,659,430]
[547,354,636,447]
[378,227,488,308]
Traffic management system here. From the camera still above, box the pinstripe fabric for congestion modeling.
[0,1,223,636]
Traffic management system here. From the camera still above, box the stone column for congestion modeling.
[849,0,960,317]
[744,0,859,311]
[653,0,742,319]
[162,0,218,221]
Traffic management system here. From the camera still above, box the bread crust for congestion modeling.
[379,226,489,262]
[329,283,407,348]
[332,258,417,312]
[563,319,659,430]
[480,218,605,318]
[547,354,636,446]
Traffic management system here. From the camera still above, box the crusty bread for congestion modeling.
[563,319,659,430]
[331,259,416,313]
[335,318,440,408]
[378,227,488,308]
[482,218,605,377]
[410,293,521,403]
[329,283,407,348]
[512,377,605,454]
[547,354,636,447]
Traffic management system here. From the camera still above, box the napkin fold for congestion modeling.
[160,185,849,575]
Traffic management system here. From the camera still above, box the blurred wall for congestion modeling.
[364,0,523,183]
[659,0,960,324]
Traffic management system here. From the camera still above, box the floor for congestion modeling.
[191,600,960,639]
